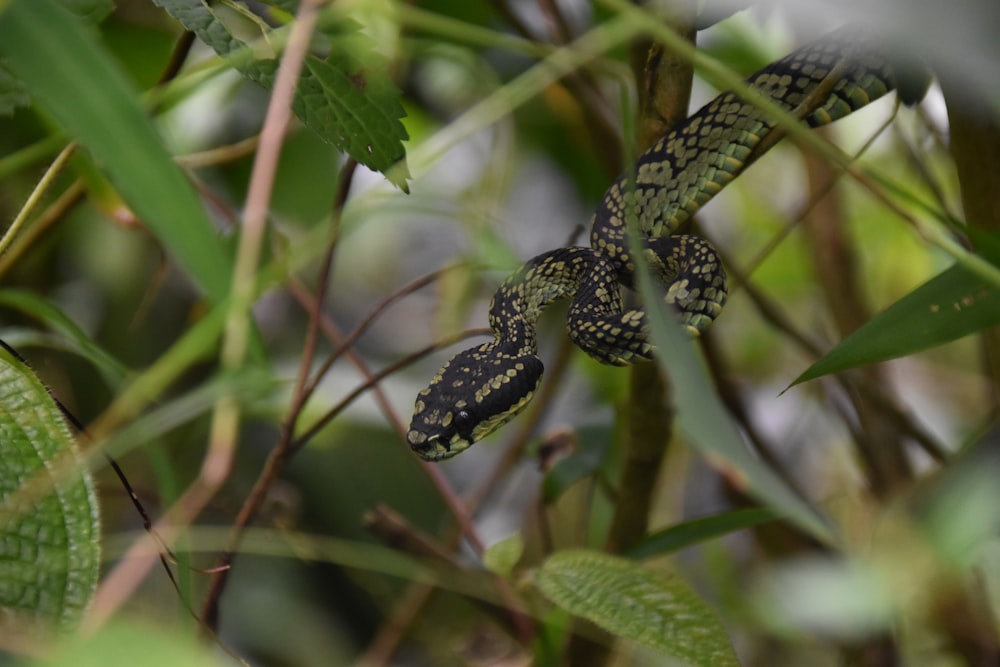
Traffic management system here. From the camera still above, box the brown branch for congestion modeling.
[301,265,458,400]
[605,13,695,557]
[198,154,358,633]
[802,138,913,495]
[943,77,1000,408]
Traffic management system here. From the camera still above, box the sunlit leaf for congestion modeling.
[0,0,234,302]
[0,344,100,636]
[536,550,739,666]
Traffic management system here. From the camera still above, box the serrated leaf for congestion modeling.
[536,550,739,667]
[0,0,235,302]
[297,55,410,188]
[153,0,410,189]
[0,344,100,637]
[794,262,1000,385]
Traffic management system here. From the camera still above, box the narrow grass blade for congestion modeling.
[0,0,233,301]
[635,249,834,543]
[794,262,1000,385]
[627,507,780,560]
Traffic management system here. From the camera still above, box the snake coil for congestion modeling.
[407,27,924,461]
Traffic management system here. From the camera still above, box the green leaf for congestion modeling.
[153,0,410,189]
[634,248,835,543]
[0,288,128,388]
[0,0,121,116]
[542,426,612,504]
[0,344,100,636]
[296,55,410,189]
[37,620,228,667]
[60,0,114,22]
[0,60,28,116]
[626,508,780,560]
[794,262,1000,385]
[0,0,234,302]
[483,533,524,578]
[536,550,739,667]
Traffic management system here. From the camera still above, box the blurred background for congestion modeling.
[1,0,999,665]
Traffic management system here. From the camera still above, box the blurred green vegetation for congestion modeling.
[0,0,998,665]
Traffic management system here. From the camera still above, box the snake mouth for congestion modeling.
[407,431,471,462]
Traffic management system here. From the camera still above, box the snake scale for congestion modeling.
[407,27,922,461]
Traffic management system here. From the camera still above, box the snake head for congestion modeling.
[407,344,543,461]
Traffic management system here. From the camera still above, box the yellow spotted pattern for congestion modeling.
[407,28,912,461]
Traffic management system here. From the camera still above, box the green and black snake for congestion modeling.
[407,27,922,461]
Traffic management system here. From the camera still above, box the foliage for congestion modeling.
[0,344,100,638]
[0,0,997,665]
[536,550,739,666]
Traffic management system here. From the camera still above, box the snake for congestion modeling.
[407,27,923,461]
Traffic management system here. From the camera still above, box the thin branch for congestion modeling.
[301,265,459,400]
[292,329,490,451]
[83,0,323,634]
[199,156,357,631]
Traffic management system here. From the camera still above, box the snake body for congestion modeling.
[408,28,916,461]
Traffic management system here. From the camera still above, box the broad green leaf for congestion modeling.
[0,0,234,302]
[0,344,100,636]
[0,288,128,388]
[626,508,780,560]
[152,0,410,189]
[536,550,739,667]
[0,0,126,116]
[634,247,834,543]
[795,261,1000,385]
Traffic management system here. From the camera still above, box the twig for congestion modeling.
[84,0,323,634]
[0,180,85,280]
[301,265,458,400]
[199,156,357,630]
